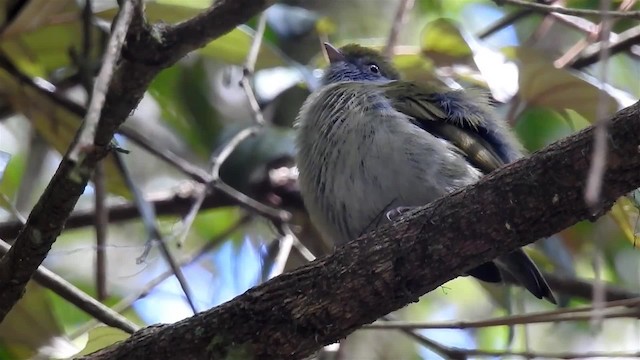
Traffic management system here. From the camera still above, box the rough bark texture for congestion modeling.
[0,0,273,322]
[82,102,640,360]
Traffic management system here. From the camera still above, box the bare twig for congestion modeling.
[384,0,415,57]
[477,9,532,39]
[111,152,199,314]
[69,0,135,162]
[269,229,295,278]
[69,215,252,339]
[572,24,640,68]
[94,163,109,300]
[381,313,466,360]
[458,349,640,359]
[239,12,268,125]
[494,0,640,19]
[366,304,640,330]
[0,239,139,334]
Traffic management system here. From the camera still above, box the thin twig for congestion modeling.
[384,0,415,57]
[68,215,252,339]
[381,314,466,360]
[572,24,640,68]
[0,239,139,334]
[281,223,316,263]
[240,12,268,125]
[269,231,294,279]
[458,349,640,359]
[366,305,640,330]
[69,0,135,162]
[477,9,532,39]
[172,13,288,248]
[494,0,640,19]
[111,152,199,314]
[211,127,261,183]
[0,193,26,225]
[94,163,109,300]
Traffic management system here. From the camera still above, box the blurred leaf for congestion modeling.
[0,69,130,196]
[199,26,287,69]
[98,2,287,69]
[609,198,640,247]
[192,208,243,245]
[0,150,9,181]
[75,326,129,357]
[509,48,621,122]
[514,106,572,152]
[420,18,473,66]
[0,283,79,359]
[148,61,222,157]
[315,16,337,36]
[266,4,318,39]
[0,151,24,198]
[393,52,437,85]
[1,1,103,77]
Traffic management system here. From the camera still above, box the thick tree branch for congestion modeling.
[82,102,640,360]
[0,0,273,322]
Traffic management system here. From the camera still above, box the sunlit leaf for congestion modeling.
[420,18,473,66]
[0,283,80,359]
[74,326,129,357]
[0,150,9,182]
[0,0,76,38]
[609,198,640,248]
[199,26,287,69]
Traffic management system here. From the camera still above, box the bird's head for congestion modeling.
[322,43,400,85]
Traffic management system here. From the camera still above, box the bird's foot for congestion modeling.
[385,206,416,221]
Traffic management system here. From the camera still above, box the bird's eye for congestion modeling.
[368,64,380,74]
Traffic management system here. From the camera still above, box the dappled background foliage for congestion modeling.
[0,0,639,358]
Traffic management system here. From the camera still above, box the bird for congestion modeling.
[294,42,556,304]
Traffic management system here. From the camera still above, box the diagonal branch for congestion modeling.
[81,101,640,359]
[0,0,274,323]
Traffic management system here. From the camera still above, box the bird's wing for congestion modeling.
[380,81,505,174]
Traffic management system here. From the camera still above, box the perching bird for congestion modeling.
[295,43,556,304]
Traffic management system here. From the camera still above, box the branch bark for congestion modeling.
[0,0,273,322]
[82,102,640,360]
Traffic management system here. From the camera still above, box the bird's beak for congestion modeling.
[324,42,345,64]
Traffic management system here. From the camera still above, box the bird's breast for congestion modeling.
[296,85,481,244]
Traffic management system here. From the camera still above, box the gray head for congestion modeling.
[322,43,401,85]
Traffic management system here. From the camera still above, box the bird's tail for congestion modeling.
[495,249,557,304]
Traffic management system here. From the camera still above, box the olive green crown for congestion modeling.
[339,44,401,80]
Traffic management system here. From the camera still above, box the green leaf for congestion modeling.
[0,150,9,182]
[420,18,473,66]
[75,326,129,357]
[514,106,574,152]
[0,283,80,359]
[148,61,222,157]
